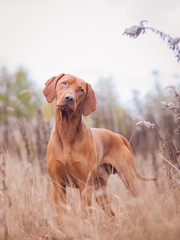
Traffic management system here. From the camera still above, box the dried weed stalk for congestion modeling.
[0,152,8,240]
[136,86,180,185]
[136,121,165,155]
[164,86,180,134]
[35,107,51,171]
[123,20,180,62]
[0,152,6,191]
[18,119,31,161]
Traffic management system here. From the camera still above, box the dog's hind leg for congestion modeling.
[118,168,139,197]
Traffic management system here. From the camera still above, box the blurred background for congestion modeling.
[0,0,180,170]
[0,2,180,238]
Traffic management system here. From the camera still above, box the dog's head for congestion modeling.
[43,73,97,116]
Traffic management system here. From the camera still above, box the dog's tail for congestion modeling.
[135,170,156,181]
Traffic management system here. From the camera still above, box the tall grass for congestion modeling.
[0,22,180,240]
[0,154,179,240]
[0,81,180,239]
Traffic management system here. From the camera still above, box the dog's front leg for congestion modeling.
[78,183,94,218]
[53,183,66,227]
[48,160,67,227]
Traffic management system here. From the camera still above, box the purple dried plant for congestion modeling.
[123,21,180,62]
[123,20,147,38]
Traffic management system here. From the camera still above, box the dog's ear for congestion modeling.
[43,73,65,103]
[82,83,97,116]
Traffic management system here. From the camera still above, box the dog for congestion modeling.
[43,73,156,222]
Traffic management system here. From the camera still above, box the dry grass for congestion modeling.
[0,154,180,240]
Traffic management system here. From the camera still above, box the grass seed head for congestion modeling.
[136,121,155,129]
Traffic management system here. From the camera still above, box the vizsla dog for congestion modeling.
[43,73,156,221]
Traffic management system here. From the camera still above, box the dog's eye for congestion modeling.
[77,88,84,93]
[61,82,67,86]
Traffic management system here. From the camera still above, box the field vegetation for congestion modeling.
[0,24,180,239]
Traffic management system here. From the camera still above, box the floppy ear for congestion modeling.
[82,83,97,116]
[43,73,65,103]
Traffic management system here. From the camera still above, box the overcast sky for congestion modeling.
[0,0,180,102]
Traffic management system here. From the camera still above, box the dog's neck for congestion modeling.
[55,108,83,146]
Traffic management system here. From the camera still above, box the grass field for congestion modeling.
[0,8,180,240]
[1,153,180,240]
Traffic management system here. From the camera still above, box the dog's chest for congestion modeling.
[63,146,92,167]
[62,148,96,182]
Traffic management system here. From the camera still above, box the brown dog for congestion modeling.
[43,73,156,220]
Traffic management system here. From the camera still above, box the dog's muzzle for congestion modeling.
[56,93,75,113]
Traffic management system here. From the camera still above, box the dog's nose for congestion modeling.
[64,93,75,103]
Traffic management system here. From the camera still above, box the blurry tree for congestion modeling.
[0,67,50,161]
[0,67,37,122]
[87,76,134,138]
[132,89,142,115]
[0,68,12,146]
[42,101,56,119]
[0,68,11,123]
[12,69,37,118]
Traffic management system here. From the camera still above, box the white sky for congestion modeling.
[0,0,180,102]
